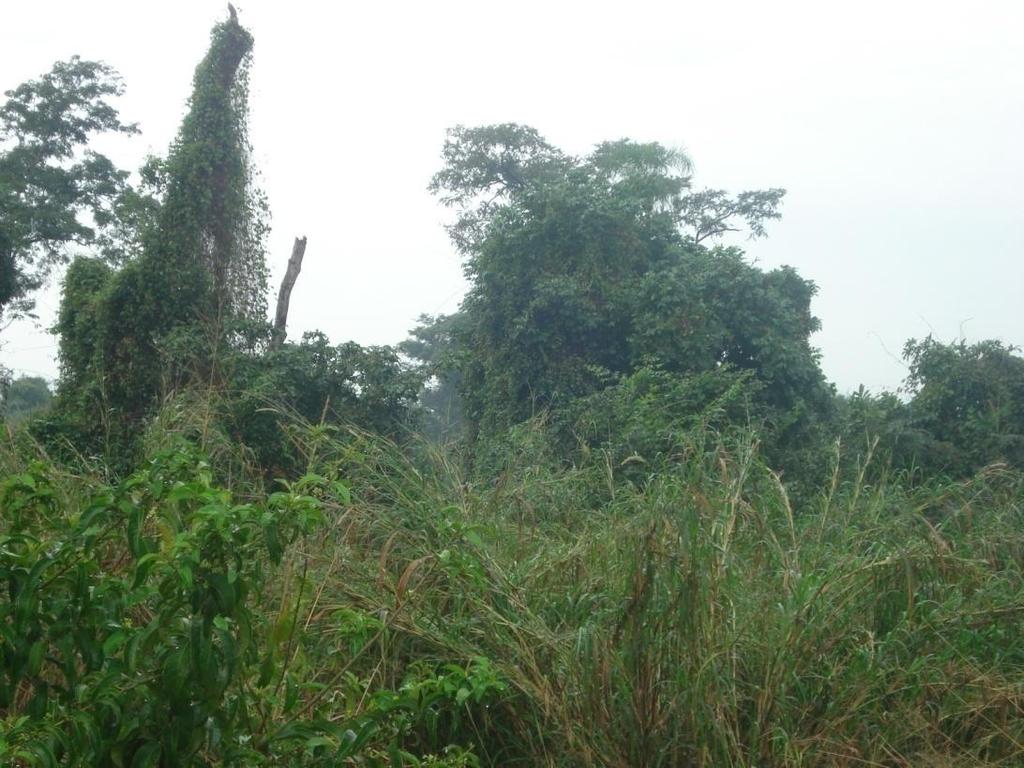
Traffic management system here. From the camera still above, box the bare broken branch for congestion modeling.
[271,236,307,349]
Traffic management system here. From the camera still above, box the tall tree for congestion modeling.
[52,12,267,457]
[0,57,137,324]
[427,124,831,472]
[149,14,267,326]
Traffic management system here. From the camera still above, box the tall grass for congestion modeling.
[292,427,1024,766]
[4,413,1023,765]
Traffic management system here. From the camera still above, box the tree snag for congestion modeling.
[271,236,307,348]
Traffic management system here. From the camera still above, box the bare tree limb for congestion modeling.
[271,236,306,349]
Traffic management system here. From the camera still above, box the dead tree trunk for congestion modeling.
[271,236,307,349]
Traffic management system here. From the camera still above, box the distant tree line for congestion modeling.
[0,20,1020,487]
[403,126,1024,485]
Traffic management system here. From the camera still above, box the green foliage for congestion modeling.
[468,366,759,491]
[828,340,1024,483]
[0,425,507,767]
[8,379,1024,767]
[401,314,466,443]
[0,376,52,426]
[219,331,424,474]
[834,386,939,479]
[0,57,138,322]
[50,15,269,462]
[10,16,1024,768]
[92,155,165,267]
[285,424,1024,766]
[38,257,117,455]
[556,366,756,469]
[152,18,267,325]
[903,336,1024,474]
[0,443,328,765]
[427,124,832,481]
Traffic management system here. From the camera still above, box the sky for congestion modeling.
[2,0,1021,393]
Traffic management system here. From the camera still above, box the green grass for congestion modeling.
[283,428,1024,766]
[3,417,1024,766]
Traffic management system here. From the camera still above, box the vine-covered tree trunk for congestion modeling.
[52,11,269,463]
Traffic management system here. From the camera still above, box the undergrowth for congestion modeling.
[2,411,1023,766]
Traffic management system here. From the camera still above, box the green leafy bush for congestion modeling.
[0,444,326,764]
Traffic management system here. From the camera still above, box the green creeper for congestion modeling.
[51,15,268,461]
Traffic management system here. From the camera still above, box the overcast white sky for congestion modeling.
[2,0,1021,393]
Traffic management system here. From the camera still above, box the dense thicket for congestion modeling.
[48,18,260,451]
[5,415,1024,766]
[406,125,1024,484]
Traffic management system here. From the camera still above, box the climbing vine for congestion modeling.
[51,15,270,462]
[154,16,268,325]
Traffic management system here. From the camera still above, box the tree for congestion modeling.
[427,124,832,476]
[51,13,266,458]
[833,386,947,480]
[148,15,267,326]
[0,57,138,324]
[0,375,52,425]
[401,313,467,442]
[903,337,1024,474]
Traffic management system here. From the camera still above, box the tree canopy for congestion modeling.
[420,124,831,476]
[0,57,137,324]
[903,337,1024,473]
